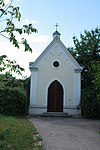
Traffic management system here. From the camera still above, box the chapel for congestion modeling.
[29,28,82,115]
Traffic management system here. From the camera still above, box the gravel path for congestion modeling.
[29,117,100,150]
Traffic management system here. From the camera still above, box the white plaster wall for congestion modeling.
[36,42,76,109]
[30,70,38,106]
[73,72,81,107]
[29,41,81,115]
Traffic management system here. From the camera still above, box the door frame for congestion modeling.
[47,80,64,112]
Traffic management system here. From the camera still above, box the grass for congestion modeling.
[0,115,43,150]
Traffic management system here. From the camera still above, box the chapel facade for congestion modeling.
[29,30,82,115]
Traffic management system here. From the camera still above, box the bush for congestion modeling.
[0,74,30,115]
[23,77,30,98]
[0,81,28,115]
[23,77,30,106]
[81,87,100,119]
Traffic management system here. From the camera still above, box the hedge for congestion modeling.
[0,86,28,115]
[81,87,100,119]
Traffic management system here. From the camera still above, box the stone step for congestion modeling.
[42,112,72,117]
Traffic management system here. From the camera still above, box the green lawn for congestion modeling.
[0,115,43,150]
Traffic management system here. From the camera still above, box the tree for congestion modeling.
[0,55,24,76]
[0,0,37,76]
[92,61,100,102]
[68,27,100,118]
[71,27,100,88]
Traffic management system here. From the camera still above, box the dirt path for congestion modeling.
[29,117,100,150]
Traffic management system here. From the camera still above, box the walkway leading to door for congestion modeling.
[29,117,100,150]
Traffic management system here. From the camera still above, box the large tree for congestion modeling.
[69,27,100,88]
[69,27,100,118]
[0,0,37,76]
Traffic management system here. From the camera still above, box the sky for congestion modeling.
[0,0,100,78]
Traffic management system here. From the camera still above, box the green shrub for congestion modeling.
[81,87,100,119]
[0,86,28,115]
[23,77,30,107]
[23,77,30,98]
[0,74,30,115]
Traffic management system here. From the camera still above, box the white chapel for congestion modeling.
[29,29,82,115]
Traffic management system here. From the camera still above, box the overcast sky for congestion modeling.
[0,0,100,78]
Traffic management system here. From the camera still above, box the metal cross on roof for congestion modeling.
[54,23,59,31]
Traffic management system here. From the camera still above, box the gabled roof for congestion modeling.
[29,32,82,72]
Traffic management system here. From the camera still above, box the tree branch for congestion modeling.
[0,33,9,39]
[0,0,13,18]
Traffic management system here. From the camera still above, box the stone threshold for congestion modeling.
[42,112,72,117]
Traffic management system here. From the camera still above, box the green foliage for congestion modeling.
[0,74,29,115]
[0,86,28,115]
[23,77,30,98]
[81,61,100,119]
[0,2,37,52]
[81,87,100,119]
[0,0,5,7]
[70,27,100,119]
[73,27,100,62]
[0,0,37,75]
[0,55,24,75]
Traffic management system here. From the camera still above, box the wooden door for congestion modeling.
[47,80,63,112]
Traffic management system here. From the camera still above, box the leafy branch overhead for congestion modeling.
[0,0,37,76]
[0,3,37,52]
[0,55,24,75]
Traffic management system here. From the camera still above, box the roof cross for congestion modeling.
[54,23,59,31]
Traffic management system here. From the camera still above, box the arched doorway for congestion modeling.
[47,80,63,112]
